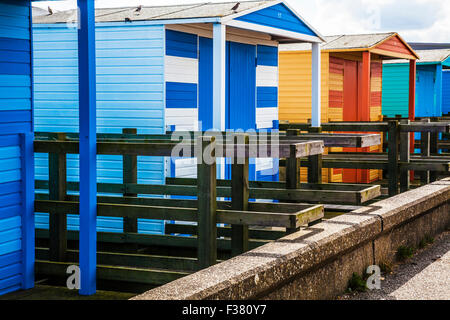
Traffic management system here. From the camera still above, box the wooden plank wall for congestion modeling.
[278,51,334,182]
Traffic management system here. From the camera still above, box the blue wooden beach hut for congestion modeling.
[0,0,100,297]
[31,1,324,233]
[0,0,324,296]
[382,49,450,118]
[0,0,36,296]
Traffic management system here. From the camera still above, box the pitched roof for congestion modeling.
[33,1,272,24]
[412,49,450,63]
[280,32,397,51]
[409,42,450,50]
[384,49,450,65]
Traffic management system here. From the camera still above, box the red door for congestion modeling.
[342,60,360,183]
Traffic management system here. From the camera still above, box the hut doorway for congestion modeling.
[416,69,437,117]
[226,41,257,131]
[342,60,363,182]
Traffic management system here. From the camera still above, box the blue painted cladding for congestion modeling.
[443,70,450,115]
[0,1,30,40]
[165,29,197,59]
[383,63,445,118]
[382,64,410,117]
[257,45,278,67]
[257,87,278,108]
[0,4,32,134]
[166,82,197,108]
[0,0,32,296]
[237,3,316,37]
[0,139,23,296]
[33,23,166,235]
[415,66,439,117]
[198,37,213,130]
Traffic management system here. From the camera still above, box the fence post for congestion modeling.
[286,129,301,190]
[399,120,410,192]
[388,120,399,196]
[48,132,67,262]
[122,128,138,233]
[420,119,431,185]
[231,134,249,257]
[285,130,301,234]
[430,117,439,182]
[197,136,217,269]
[307,127,323,184]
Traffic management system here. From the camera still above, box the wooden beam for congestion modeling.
[388,121,399,196]
[20,132,35,289]
[48,133,67,262]
[420,119,431,185]
[122,128,138,234]
[307,127,323,184]
[35,261,188,287]
[399,120,411,192]
[197,136,217,269]
[231,134,250,257]
[311,42,321,128]
[36,229,269,252]
[77,0,97,296]
[286,130,301,190]
[36,248,200,272]
[361,52,371,122]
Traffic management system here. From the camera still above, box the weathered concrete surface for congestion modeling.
[341,231,450,300]
[132,178,450,300]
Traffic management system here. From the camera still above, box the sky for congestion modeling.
[33,0,450,43]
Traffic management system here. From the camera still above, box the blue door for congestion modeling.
[198,37,214,131]
[443,70,450,115]
[416,69,437,117]
[226,42,256,180]
[198,40,257,180]
[226,42,256,130]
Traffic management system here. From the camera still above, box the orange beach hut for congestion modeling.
[279,32,419,183]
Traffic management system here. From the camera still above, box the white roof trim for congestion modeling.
[221,0,324,42]
[225,19,322,43]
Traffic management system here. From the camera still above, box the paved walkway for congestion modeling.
[340,231,450,300]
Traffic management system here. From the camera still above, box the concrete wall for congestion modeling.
[132,178,450,300]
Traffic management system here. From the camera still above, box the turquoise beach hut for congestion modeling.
[382,49,450,118]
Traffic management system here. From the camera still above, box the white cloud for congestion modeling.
[33,0,450,42]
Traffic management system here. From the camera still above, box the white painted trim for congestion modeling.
[165,108,199,131]
[256,107,278,129]
[256,65,279,87]
[225,20,322,43]
[256,158,274,172]
[164,55,198,84]
[311,43,321,128]
[175,158,197,178]
[213,23,226,131]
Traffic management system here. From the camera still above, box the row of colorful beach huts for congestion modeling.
[31,2,450,196]
[1,0,449,296]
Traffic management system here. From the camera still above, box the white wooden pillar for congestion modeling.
[311,42,321,128]
[212,23,226,131]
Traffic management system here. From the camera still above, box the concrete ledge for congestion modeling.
[132,178,450,300]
